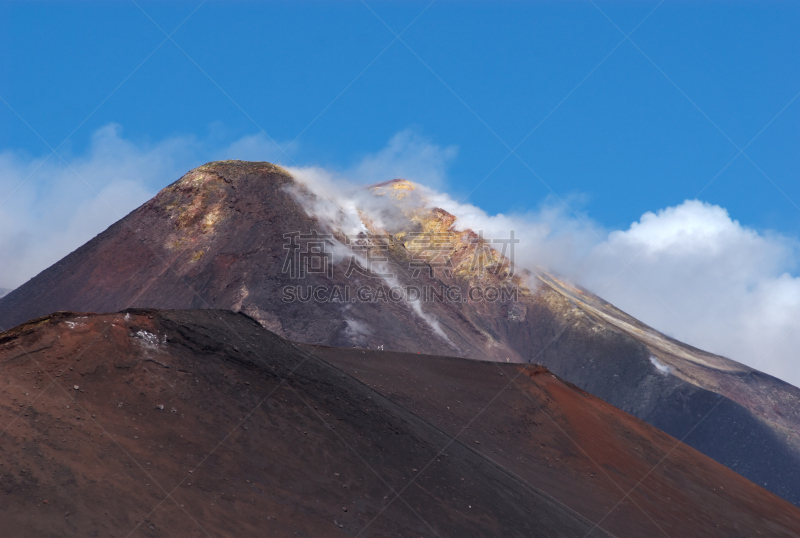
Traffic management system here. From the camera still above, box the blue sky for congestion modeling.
[1,2,800,385]
[2,1,798,232]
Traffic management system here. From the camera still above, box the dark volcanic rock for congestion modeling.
[1,160,800,508]
[0,310,798,537]
[0,309,603,537]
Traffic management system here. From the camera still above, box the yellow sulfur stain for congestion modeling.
[203,207,222,231]
[168,238,188,251]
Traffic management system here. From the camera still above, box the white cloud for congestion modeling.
[217,132,285,162]
[398,191,800,387]
[0,125,167,289]
[0,124,286,289]
[580,201,800,388]
[347,129,457,189]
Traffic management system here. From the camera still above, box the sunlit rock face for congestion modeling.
[1,160,800,506]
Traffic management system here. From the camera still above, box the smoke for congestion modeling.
[283,169,455,346]
[649,356,672,376]
[344,318,371,346]
[282,165,374,238]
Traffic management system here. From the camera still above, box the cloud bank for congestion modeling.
[437,190,800,389]
[394,184,800,388]
[1,124,798,388]
[582,201,800,388]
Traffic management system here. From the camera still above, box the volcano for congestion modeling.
[1,160,799,508]
[0,309,797,536]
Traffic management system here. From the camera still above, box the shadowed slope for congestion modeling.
[313,345,800,537]
[0,310,798,536]
[0,309,608,537]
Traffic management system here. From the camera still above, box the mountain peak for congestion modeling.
[369,177,417,190]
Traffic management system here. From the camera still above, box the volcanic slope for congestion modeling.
[0,309,602,537]
[1,160,799,507]
[0,310,798,537]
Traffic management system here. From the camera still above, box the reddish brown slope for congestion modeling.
[0,309,795,536]
[0,309,608,537]
[312,345,800,537]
